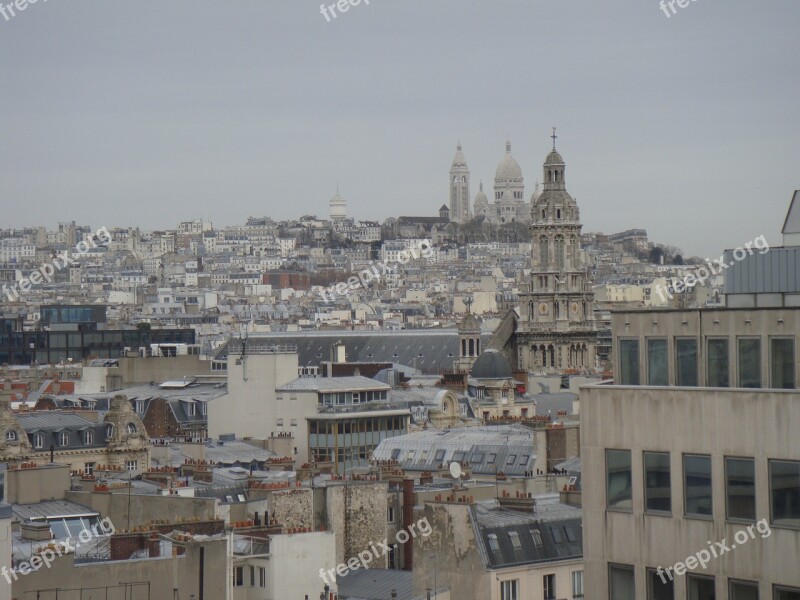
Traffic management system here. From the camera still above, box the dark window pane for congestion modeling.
[707,338,729,387]
[726,457,756,521]
[619,340,640,385]
[676,339,698,386]
[609,564,635,600]
[644,452,671,513]
[607,450,632,510]
[771,338,795,389]
[647,568,674,600]
[685,455,713,517]
[687,575,715,600]
[771,460,800,527]
[728,580,759,600]
[647,339,668,386]
[776,587,800,600]
[738,338,761,388]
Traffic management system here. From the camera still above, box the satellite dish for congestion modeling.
[449,461,462,480]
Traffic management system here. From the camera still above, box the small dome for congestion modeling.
[530,181,543,203]
[474,181,489,206]
[495,140,523,182]
[544,150,564,166]
[471,349,513,380]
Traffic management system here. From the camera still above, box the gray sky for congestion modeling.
[1,0,798,258]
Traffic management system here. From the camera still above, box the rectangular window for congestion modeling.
[647,338,669,385]
[250,566,255,587]
[647,567,674,600]
[728,580,758,600]
[126,460,138,472]
[543,574,555,600]
[607,450,632,511]
[84,463,95,476]
[259,567,266,588]
[644,452,671,513]
[530,529,543,547]
[508,531,522,550]
[707,338,730,387]
[608,564,635,600]
[676,338,698,386]
[686,574,715,600]
[572,571,584,599]
[738,338,762,388]
[233,566,244,587]
[619,339,640,385]
[684,454,713,518]
[387,507,395,523]
[770,337,795,389]
[770,459,800,527]
[725,457,756,522]
[500,580,518,600]
[775,586,800,600]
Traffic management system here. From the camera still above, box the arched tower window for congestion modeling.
[556,209,561,219]
[555,236,565,271]
[539,236,549,269]
[468,339,475,357]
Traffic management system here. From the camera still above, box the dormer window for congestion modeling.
[126,423,137,434]
[5,430,16,442]
[33,433,44,448]
[84,430,94,445]
[106,424,115,439]
[60,431,70,446]
[186,402,196,417]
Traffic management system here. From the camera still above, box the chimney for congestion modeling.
[330,341,346,364]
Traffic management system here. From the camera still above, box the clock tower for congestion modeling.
[515,131,597,373]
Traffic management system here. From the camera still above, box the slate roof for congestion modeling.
[472,496,583,569]
[218,330,492,374]
[372,425,534,475]
[336,568,413,600]
[276,376,390,393]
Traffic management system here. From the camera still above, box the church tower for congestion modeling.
[449,142,471,223]
[516,130,596,373]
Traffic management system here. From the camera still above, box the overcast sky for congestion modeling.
[1,0,798,258]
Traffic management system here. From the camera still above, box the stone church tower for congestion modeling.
[449,142,471,223]
[515,132,597,372]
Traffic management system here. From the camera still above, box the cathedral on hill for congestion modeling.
[448,139,543,225]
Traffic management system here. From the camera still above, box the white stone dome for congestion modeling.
[495,140,523,182]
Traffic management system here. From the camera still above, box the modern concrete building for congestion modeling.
[581,307,800,598]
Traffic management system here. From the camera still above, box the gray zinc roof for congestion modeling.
[372,425,534,476]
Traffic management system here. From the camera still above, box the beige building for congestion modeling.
[414,496,584,600]
[208,341,299,440]
[581,307,800,598]
[0,394,149,475]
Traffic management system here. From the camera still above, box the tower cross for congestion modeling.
[551,127,558,150]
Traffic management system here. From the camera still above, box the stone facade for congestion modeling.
[326,481,388,567]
